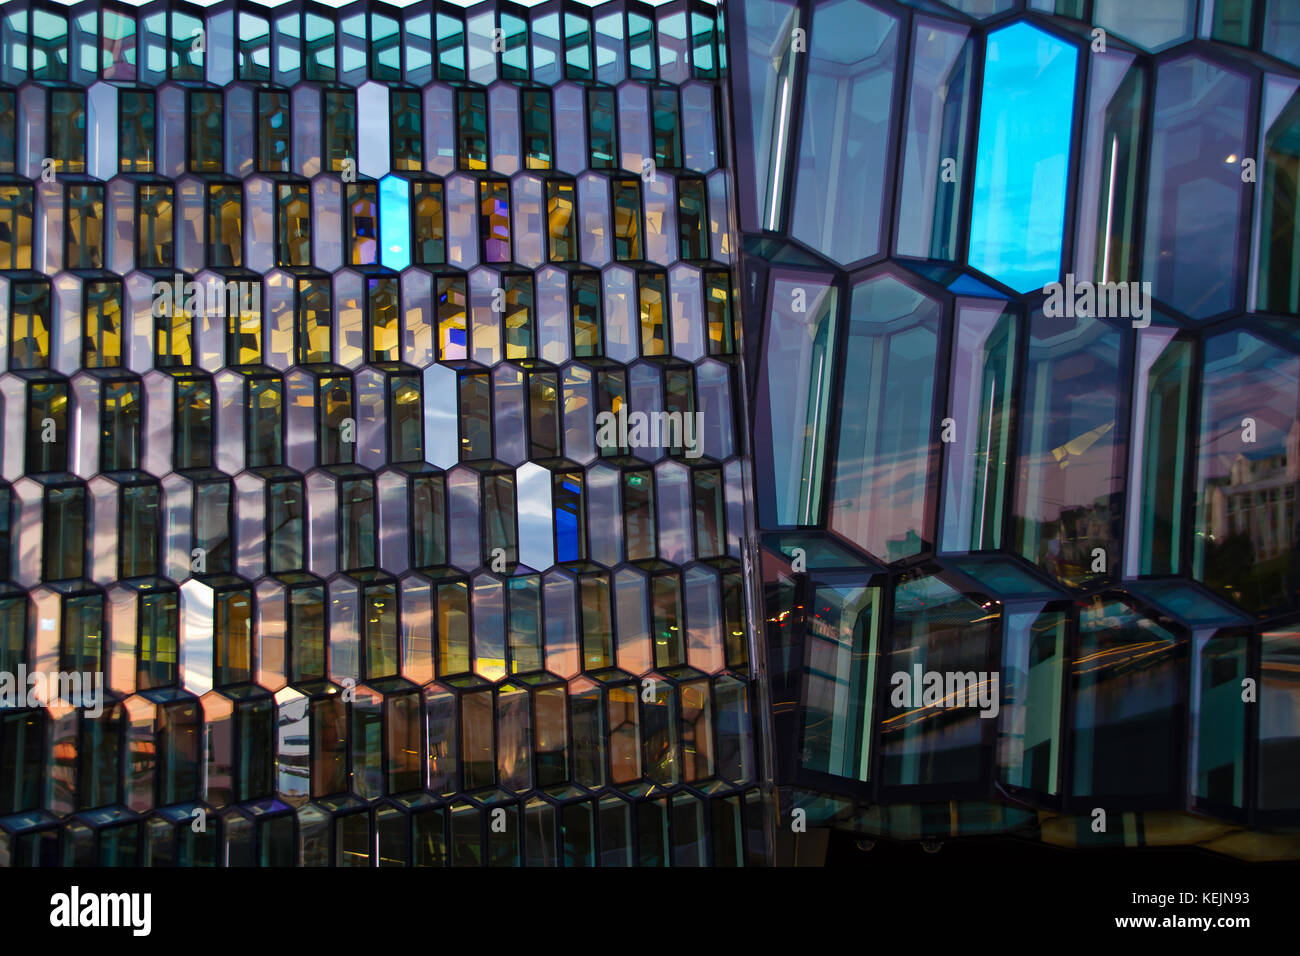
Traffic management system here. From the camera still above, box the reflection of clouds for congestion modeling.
[830,450,931,558]
[179,580,213,696]
[516,462,554,571]
[969,23,1076,293]
[421,365,459,467]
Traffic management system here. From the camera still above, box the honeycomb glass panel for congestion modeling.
[790,0,899,266]
[66,184,102,270]
[1072,600,1182,800]
[546,180,576,262]
[829,275,940,562]
[1142,55,1249,319]
[1195,329,1299,616]
[1014,313,1125,589]
[324,90,357,173]
[969,22,1076,292]
[189,90,223,174]
[50,89,86,174]
[756,277,836,526]
[522,89,553,170]
[137,183,174,270]
[881,574,994,788]
[119,89,155,173]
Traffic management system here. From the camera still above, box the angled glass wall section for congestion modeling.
[1143,55,1250,319]
[1071,598,1184,804]
[789,0,898,264]
[1195,325,1300,617]
[754,273,837,527]
[1258,75,1300,314]
[829,272,942,562]
[1074,52,1146,286]
[1259,624,1300,817]
[881,571,996,790]
[1128,326,1194,578]
[799,583,878,782]
[896,18,973,262]
[1014,312,1128,589]
[730,0,1300,862]
[941,300,1018,553]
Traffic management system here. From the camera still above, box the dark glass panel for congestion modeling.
[571,272,603,358]
[45,485,84,581]
[174,375,214,470]
[27,379,68,474]
[677,177,708,260]
[210,184,244,269]
[340,477,376,571]
[9,280,50,370]
[50,89,86,174]
[267,479,303,573]
[411,474,447,569]
[458,372,492,462]
[1072,600,1182,800]
[587,87,616,168]
[391,88,422,171]
[136,183,174,269]
[96,391,143,488]
[881,575,992,787]
[118,89,155,173]
[65,184,102,270]
[276,183,310,268]
[323,90,357,173]
[483,472,518,565]
[611,179,642,261]
[1143,55,1249,318]
[1014,314,1126,589]
[413,181,446,265]
[522,89,552,170]
[457,88,488,171]
[120,482,159,577]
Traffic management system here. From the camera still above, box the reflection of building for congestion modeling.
[736,0,1300,866]
[1203,425,1300,565]
[2,0,1300,870]
[1034,492,1121,586]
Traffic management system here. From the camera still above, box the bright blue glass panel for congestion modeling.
[556,478,582,562]
[947,272,1009,298]
[379,174,410,271]
[969,23,1077,293]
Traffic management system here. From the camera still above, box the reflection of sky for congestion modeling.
[969,23,1076,293]
[517,462,556,571]
[1202,334,1298,468]
[379,175,410,271]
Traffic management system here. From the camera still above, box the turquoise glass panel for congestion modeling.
[969,22,1077,293]
[379,174,411,271]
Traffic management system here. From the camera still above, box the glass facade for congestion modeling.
[0,0,758,869]
[734,0,1300,861]
[0,0,1294,869]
